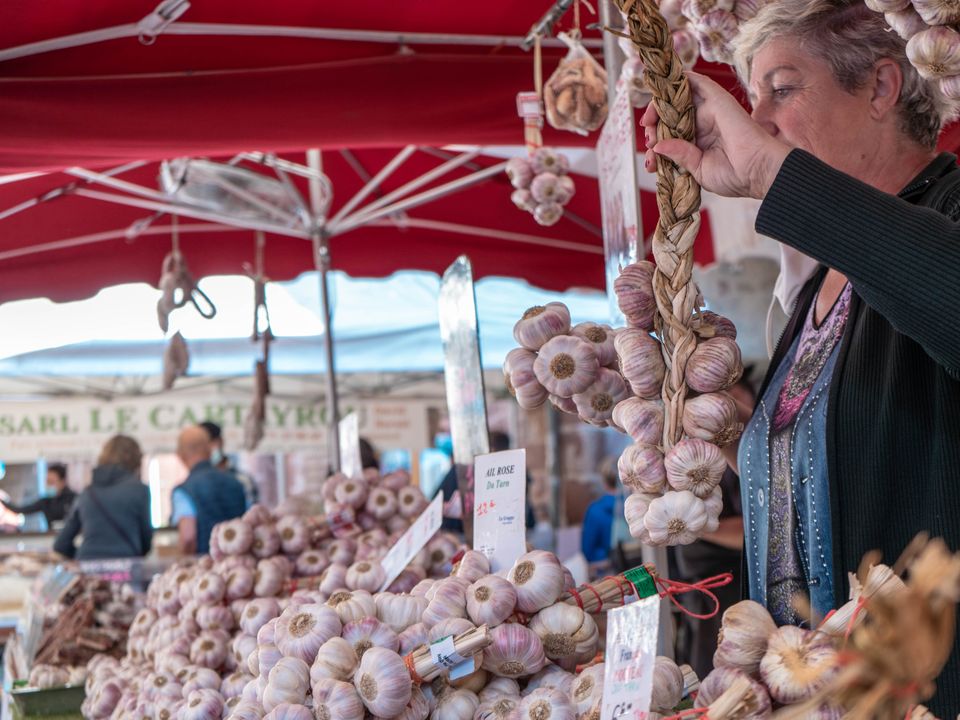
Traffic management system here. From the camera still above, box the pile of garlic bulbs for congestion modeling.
[506,149,576,227]
[669,0,763,65]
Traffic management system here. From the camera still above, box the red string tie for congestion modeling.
[655,572,734,620]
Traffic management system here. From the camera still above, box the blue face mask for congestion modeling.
[211,448,225,467]
[434,432,454,458]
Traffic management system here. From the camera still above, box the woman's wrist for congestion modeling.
[753,141,792,199]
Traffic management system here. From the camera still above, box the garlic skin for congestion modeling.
[693,9,739,64]
[650,657,684,712]
[941,73,960,99]
[524,664,575,696]
[504,348,550,410]
[884,7,928,41]
[251,525,281,559]
[197,605,235,633]
[311,678,365,720]
[513,302,572,351]
[614,329,666,400]
[430,687,479,720]
[694,667,771,717]
[684,337,742,393]
[190,632,228,670]
[682,392,743,447]
[294,549,329,577]
[342,616,400,660]
[452,550,491,583]
[570,323,618,367]
[534,335,600,398]
[354,647,413,717]
[427,535,460,574]
[243,502,273,526]
[381,686,431,720]
[345,561,386,592]
[713,600,777,677]
[506,157,534,190]
[318,563,349,597]
[672,28,700,69]
[218,519,254,556]
[664,438,726,498]
[516,688,576,720]
[422,579,469,627]
[366,487,399,521]
[612,398,664,445]
[335,479,370,510]
[398,622,430,655]
[512,189,537,213]
[643,491,708,546]
[398,486,430,519]
[531,173,562,204]
[614,261,657,331]
[376,593,429,634]
[428,617,477,644]
[262,657,310,712]
[618,443,666,494]
[274,604,342,663]
[570,664,604,719]
[528,604,599,668]
[222,671,253,699]
[508,550,565,613]
[182,688,224,720]
[326,589,377,625]
[241,598,281,636]
[908,26,960,83]
[195,572,227,605]
[481,623,547,678]
[310,636,358,683]
[466,574,518,627]
[225,567,255,601]
[549,394,579,416]
[910,0,960,26]
[624,492,659,542]
[475,694,520,720]
[478,677,521,703]
[275,516,308,555]
[534,202,563,227]
[759,626,838,704]
[573,368,631,426]
[863,0,909,11]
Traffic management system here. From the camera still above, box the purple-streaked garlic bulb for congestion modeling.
[612,398,664,445]
[505,157,535,190]
[318,563,349,597]
[759,626,839,705]
[685,337,743,393]
[664,438,726,498]
[183,667,221,695]
[426,535,460,574]
[504,347,549,410]
[334,478,369,510]
[651,656,685,712]
[365,487,399,520]
[530,148,566,175]
[398,622,430,655]
[312,678,365,720]
[570,322,618,367]
[225,566,255,601]
[264,703,314,720]
[422,578,468,627]
[713,600,777,677]
[694,666,771,717]
[342,616,400,660]
[310,637,358,684]
[513,302,571,351]
[326,589,377,625]
[327,538,357,566]
[696,310,737,340]
[397,486,429,519]
[507,550,565,613]
[427,617,476,644]
[511,189,537,213]
[618,443,666,494]
[242,503,273,526]
[241,598,280,636]
[182,688,223,720]
[262,657,310,712]
[693,9,739,64]
[295,549,329,577]
[554,175,576,206]
[195,572,226,605]
[572,367,630,426]
[570,663,603,718]
[672,27,700,69]
[482,623,547,678]
[533,202,563,227]
[196,605,234,633]
[345,561,386,593]
[274,604,342,663]
[376,593,429,634]
[452,550,491,583]
[476,694,519,720]
[534,335,599,398]
[354,648,413,717]
[251,524,281,559]
[614,261,657,331]
[682,392,743,447]
[255,559,288,598]
[527,603,599,669]
[549,394,579,415]
[232,633,258,669]
[530,173,561,204]
[218,519,254,556]
[190,632,228,670]
[276,516,309,555]
[643,491,708,546]
[614,329,665,400]
[516,687,575,720]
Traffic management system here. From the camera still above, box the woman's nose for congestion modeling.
[750,101,779,138]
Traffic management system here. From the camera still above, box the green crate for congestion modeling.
[9,684,85,719]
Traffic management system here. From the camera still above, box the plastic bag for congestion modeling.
[544,36,609,135]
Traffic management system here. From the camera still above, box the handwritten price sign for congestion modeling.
[600,596,660,720]
[473,449,526,573]
[378,492,443,591]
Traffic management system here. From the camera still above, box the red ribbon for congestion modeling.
[660,708,709,719]
[655,572,734,620]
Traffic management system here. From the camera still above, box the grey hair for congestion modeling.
[733,0,952,149]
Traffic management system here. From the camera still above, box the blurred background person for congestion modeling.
[200,420,259,507]
[172,425,246,555]
[53,436,152,560]
[0,462,76,529]
[581,456,619,578]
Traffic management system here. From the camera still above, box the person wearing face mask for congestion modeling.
[1,462,76,529]
[640,2,960,712]
[199,421,258,508]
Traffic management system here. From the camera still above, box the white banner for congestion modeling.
[0,393,431,462]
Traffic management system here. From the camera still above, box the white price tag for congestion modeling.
[473,449,527,572]
[339,413,363,480]
[600,596,660,720]
[429,635,474,680]
[378,492,443,591]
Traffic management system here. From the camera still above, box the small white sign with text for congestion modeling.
[472,448,526,573]
[600,596,660,720]
[378,492,443,591]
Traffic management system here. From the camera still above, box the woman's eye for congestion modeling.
[772,87,793,99]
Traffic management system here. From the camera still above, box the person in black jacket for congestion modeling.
[54,436,152,560]
[641,2,960,712]
[2,463,76,528]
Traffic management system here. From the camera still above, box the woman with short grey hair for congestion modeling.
[642,0,960,712]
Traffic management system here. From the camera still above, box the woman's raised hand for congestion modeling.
[640,72,790,200]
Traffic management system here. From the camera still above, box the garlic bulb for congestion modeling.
[262,704,313,720]
[218,519,254,556]
[614,329,665,400]
[475,695,520,720]
[516,688,576,720]
[694,667,771,717]
[378,686,430,720]
[672,28,700,69]
[222,671,252,699]
[310,636,358,683]
[183,666,221,692]
[342,616,400,659]
[508,551,565,613]
[909,25,960,84]
[182,688,224,720]
[481,623,547,678]
[713,600,777,677]
[327,589,377,625]
[318,563,349,597]
[262,657,310,712]
[664,438,726,498]
[693,9,738,64]
[533,335,599,398]
[612,398,664,445]
[228,699,263,720]
[241,598,280,636]
[684,337,742,393]
[884,7,927,41]
[573,368,630,426]
[452,550,491,583]
[570,664,603,720]
[276,516,309,555]
[251,525,281,559]
[335,479,370,510]
[254,559,287,598]
[275,604,342,663]
[195,572,227,605]
[345,561,386,592]
[399,622,430,655]
[618,443,666,494]
[354,647,413,717]
[398,486,430,518]
[366,487,399,521]
[312,678,365,720]
[549,394,579,416]
[466,574,518,626]
[376,593,429,634]
[513,302,572,351]
[422,579,469,627]
[614,261,657,331]
[682,392,743,447]
[506,157,535,190]
[696,310,737,340]
[570,323,618,367]
[427,617,477,644]
[295,549,329,577]
[243,503,273,526]
[478,677,521,703]
[190,632,228,669]
[759,626,838,704]
[644,491,708,546]
[431,687,479,720]
[524,664,575,696]
[534,202,563,227]
[528,604,599,668]
[225,567,255,601]
[864,0,909,10]
[197,605,235,633]
[910,0,960,26]
[650,657,684,712]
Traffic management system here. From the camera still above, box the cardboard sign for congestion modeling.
[378,492,443,591]
[339,412,363,480]
[600,596,660,720]
[473,449,527,572]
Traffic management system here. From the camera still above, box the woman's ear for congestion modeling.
[871,59,904,121]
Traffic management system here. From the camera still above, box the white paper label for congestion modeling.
[600,596,660,720]
[378,492,443,591]
[339,413,363,480]
[472,449,527,573]
[428,635,473,679]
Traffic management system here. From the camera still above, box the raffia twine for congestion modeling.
[615,0,702,449]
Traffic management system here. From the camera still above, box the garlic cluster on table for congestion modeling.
[506,149,576,228]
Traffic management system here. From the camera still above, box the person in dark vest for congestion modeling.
[171,425,246,555]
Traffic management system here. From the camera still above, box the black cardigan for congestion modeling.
[753,150,960,715]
